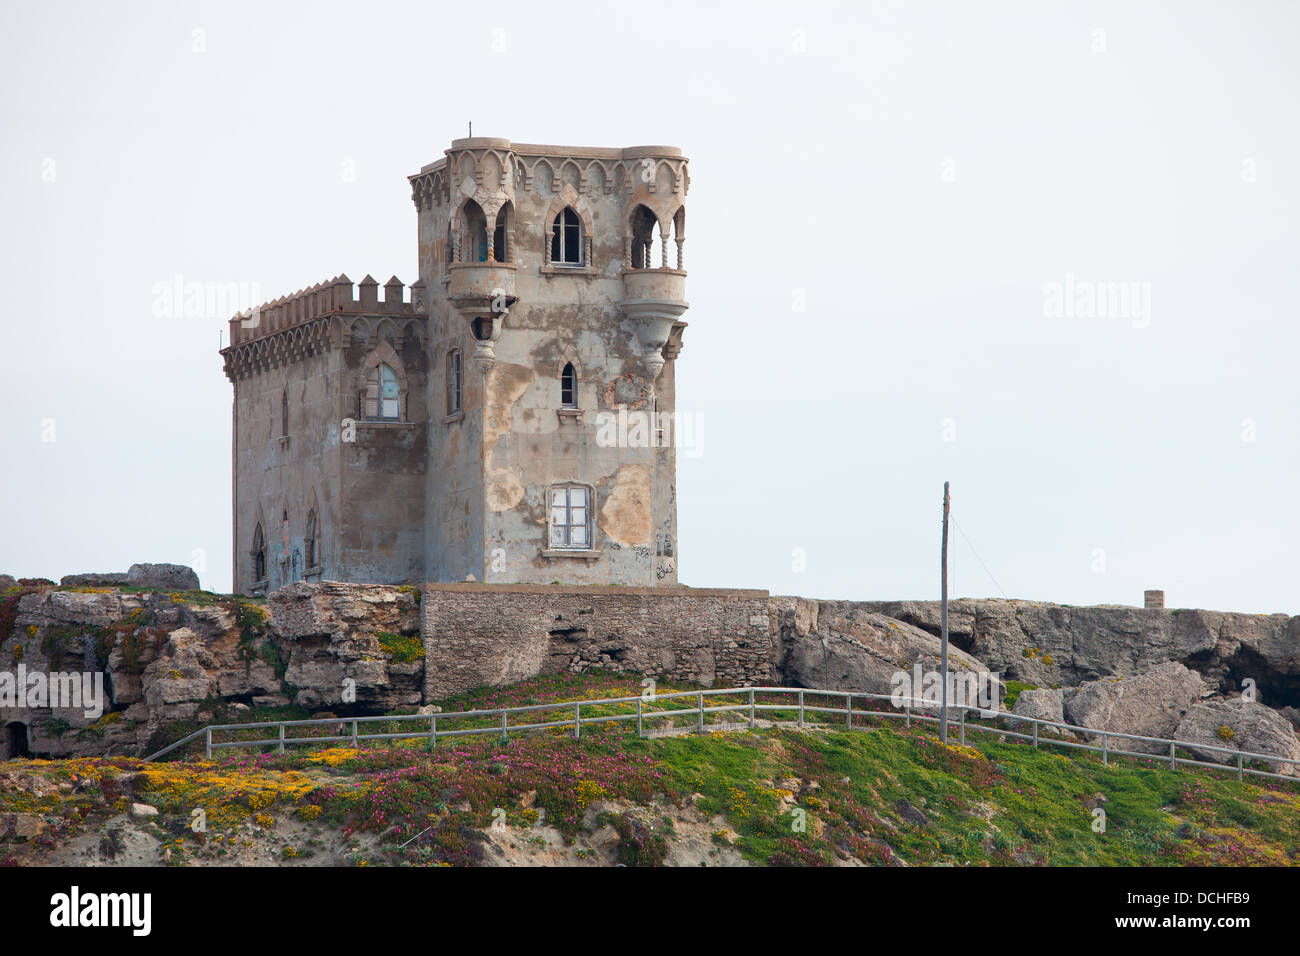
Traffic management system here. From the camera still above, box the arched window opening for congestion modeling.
[252,523,266,583]
[629,205,658,269]
[561,363,577,408]
[462,200,488,263]
[363,363,400,421]
[447,349,463,416]
[549,484,593,549]
[305,509,317,569]
[493,202,512,263]
[672,206,686,269]
[550,207,583,265]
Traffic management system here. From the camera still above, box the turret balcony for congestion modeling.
[619,269,688,380]
[448,261,516,308]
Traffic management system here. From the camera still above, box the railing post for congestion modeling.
[574,702,581,740]
[905,703,910,728]
[278,723,285,755]
[430,715,437,748]
[351,720,358,748]
[748,689,755,729]
[1169,740,1176,770]
[960,708,965,746]
[636,697,643,737]
[697,692,704,734]
[204,728,212,760]
[501,710,508,741]
[798,690,805,728]
[1032,721,1038,749]
[1236,751,1243,781]
[846,694,852,728]
[1102,732,1108,765]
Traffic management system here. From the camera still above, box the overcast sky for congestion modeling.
[1,0,1296,613]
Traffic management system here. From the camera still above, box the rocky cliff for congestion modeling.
[0,581,421,759]
[2,577,1297,765]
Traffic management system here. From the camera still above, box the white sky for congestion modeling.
[1,0,1296,613]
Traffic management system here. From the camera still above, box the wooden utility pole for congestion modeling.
[940,481,950,742]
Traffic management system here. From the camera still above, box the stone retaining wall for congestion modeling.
[420,583,775,699]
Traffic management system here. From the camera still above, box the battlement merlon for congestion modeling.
[408,140,689,210]
[223,274,427,349]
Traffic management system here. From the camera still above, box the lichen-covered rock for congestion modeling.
[1062,662,1208,754]
[860,599,1300,700]
[1174,698,1300,776]
[778,600,1001,706]
[60,573,129,587]
[126,563,200,591]
[269,581,423,710]
[1011,688,1065,725]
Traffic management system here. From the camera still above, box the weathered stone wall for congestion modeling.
[223,286,430,593]
[420,583,774,699]
[231,345,342,594]
[415,140,690,587]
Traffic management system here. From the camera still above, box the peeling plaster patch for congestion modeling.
[486,468,525,512]
[600,464,652,546]
[485,363,533,447]
[483,363,533,510]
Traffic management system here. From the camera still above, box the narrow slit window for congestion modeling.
[305,509,317,569]
[252,524,266,582]
[447,349,462,415]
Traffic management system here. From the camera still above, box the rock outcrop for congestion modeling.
[1173,697,1300,776]
[1060,662,1209,754]
[269,582,422,710]
[127,564,201,591]
[59,573,129,588]
[1011,688,1065,725]
[773,597,1002,706]
[0,581,422,759]
[860,599,1300,707]
[3,578,1297,766]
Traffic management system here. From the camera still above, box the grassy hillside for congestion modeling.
[3,672,1298,866]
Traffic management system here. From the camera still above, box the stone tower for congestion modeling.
[222,137,690,593]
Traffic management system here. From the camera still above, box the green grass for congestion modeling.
[1002,681,1037,710]
[11,672,1299,867]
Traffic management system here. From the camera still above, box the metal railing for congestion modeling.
[142,686,1300,783]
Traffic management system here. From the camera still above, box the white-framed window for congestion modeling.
[550,207,583,265]
[363,363,400,420]
[549,484,592,549]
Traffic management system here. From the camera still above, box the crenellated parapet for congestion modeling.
[409,141,689,218]
[220,273,428,383]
